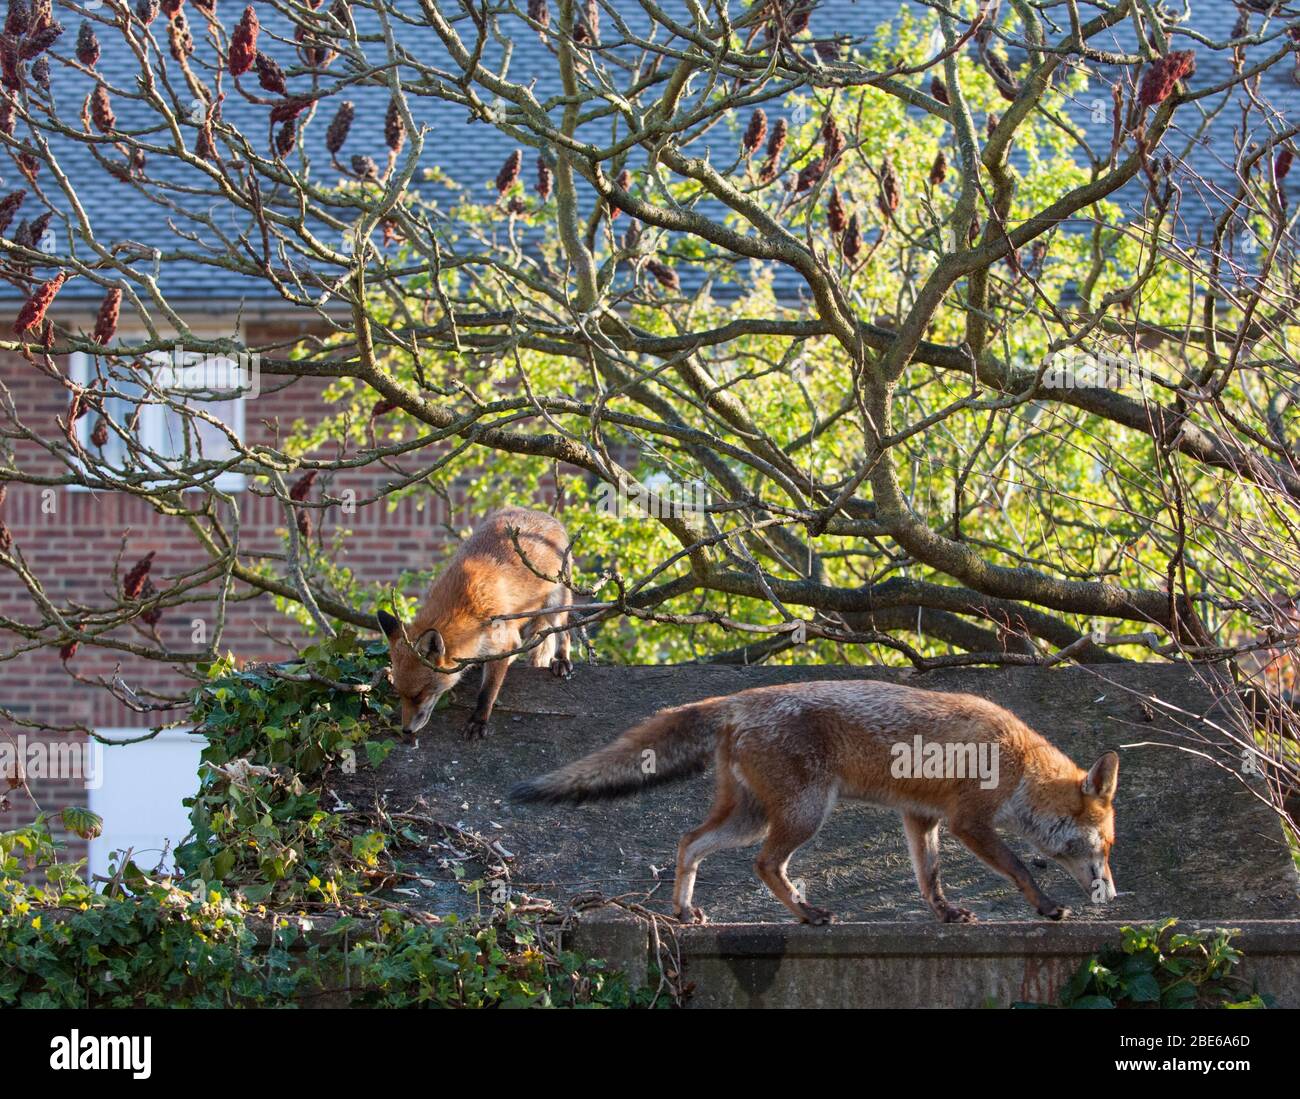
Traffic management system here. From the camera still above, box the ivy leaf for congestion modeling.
[365,739,395,767]
[239,882,274,903]
[1120,952,1156,976]
[213,848,236,879]
[351,831,386,865]
[1069,995,1116,1009]
[60,806,103,841]
[1224,995,1268,1009]
[1122,972,1161,1003]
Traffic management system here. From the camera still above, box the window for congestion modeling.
[68,348,247,492]
[87,727,205,880]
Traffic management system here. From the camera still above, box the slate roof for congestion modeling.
[5,0,1296,306]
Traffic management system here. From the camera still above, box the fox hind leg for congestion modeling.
[525,626,556,668]
[901,812,975,923]
[673,788,768,924]
[753,789,836,925]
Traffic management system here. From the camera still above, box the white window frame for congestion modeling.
[68,348,247,493]
[86,725,205,881]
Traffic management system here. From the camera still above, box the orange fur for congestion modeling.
[379,507,573,738]
[513,679,1119,923]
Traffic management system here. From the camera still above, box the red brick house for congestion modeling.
[0,306,474,872]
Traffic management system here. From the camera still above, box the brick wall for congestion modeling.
[0,313,486,861]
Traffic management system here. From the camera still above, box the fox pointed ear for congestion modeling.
[1082,751,1119,800]
[376,609,400,638]
[414,627,445,662]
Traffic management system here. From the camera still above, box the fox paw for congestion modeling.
[463,717,490,741]
[550,657,573,680]
[674,906,707,925]
[798,902,834,926]
[1038,900,1071,921]
[939,905,978,924]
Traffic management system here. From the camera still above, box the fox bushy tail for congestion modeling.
[509,699,723,805]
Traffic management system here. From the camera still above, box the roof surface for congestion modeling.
[7,1,1296,305]
[332,663,1299,923]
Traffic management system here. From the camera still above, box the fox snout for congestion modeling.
[399,689,446,735]
[1091,865,1118,904]
[403,696,438,735]
[1060,857,1116,903]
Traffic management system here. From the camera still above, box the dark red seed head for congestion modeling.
[6,0,29,38]
[841,211,861,260]
[1138,50,1196,108]
[123,551,155,600]
[229,5,258,77]
[929,150,947,187]
[93,287,120,344]
[325,100,353,155]
[645,259,680,291]
[496,149,522,194]
[254,51,286,95]
[90,83,115,133]
[76,21,99,68]
[742,108,767,158]
[13,271,64,334]
[385,97,405,154]
[827,186,846,234]
[822,113,845,161]
[289,469,317,500]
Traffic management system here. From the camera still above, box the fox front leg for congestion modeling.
[465,655,513,740]
[548,589,574,680]
[950,819,1071,921]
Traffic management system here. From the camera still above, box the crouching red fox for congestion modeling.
[378,507,573,740]
[512,679,1119,924]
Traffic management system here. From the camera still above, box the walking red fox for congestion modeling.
[512,679,1119,924]
[377,507,573,739]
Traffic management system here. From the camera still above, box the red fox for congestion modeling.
[377,507,573,739]
[511,679,1119,924]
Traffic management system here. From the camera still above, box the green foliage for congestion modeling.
[1017,919,1268,1009]
[177,631,397,907]
[335,914,647,1009]
[0,828,648,1007]
[1,857,300,1008]
[1,634,659,1008]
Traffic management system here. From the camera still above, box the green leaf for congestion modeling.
[365,739,395,767]
[213,848,236,879]
[1120,952,1156,976]
[351,831,386,865]
[60,806,103,841]
[1122,973,1161,1003]
[1069,995,1116,1009]
[1161,982,1198,1008]
[1224,995,1267,1010]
